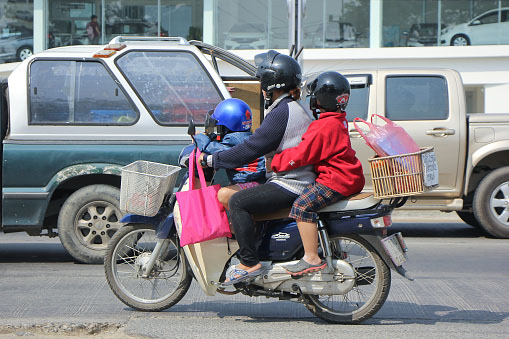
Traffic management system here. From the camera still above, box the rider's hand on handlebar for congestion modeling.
[198,152,208,168]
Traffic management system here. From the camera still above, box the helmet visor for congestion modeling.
[300,73,319,98]
[204,110,218,135]
[205,109,228,139]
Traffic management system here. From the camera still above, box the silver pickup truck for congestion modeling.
[339,68,509,238]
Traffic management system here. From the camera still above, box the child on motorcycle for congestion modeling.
[270,71,365,276]
[180,98,265,208]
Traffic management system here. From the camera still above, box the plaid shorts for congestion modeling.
[289,182,344,223]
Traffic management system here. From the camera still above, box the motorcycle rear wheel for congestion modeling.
[304,234,391,324]
[104,224,192,311]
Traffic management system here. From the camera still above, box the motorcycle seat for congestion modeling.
[319,192,378,212]
[253,192,378,221]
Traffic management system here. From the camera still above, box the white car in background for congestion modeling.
[440,7,509,46]
[223,23,267,50]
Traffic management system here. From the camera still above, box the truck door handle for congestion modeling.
[426,128,455,137]
[349,129,362,138]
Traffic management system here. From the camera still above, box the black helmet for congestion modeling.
[308,71,350,112]
[254,50,302,93]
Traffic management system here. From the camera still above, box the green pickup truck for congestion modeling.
[0,37,262,263]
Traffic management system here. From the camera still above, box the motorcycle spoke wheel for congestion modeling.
[104,224,191,312]
[304,235,390,324]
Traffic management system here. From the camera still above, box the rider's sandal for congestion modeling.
[283,259,327,276]
[221,265,264,287]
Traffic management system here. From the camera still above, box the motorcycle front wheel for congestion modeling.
[104,223,192,311]
[304,234,391,324]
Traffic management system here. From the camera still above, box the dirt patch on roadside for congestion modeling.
[0,323,145,338]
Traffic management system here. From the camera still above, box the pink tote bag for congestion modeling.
[176,148,231,247]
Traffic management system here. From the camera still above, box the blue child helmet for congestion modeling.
[212,98,252,132]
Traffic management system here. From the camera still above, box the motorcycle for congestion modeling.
[104,121,414,324]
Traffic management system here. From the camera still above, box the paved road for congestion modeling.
[0,219,508,338]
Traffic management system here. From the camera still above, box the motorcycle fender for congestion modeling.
[119,213,175,239]
[119,214,162,227]
[327,216,376,234]
[156,213,175,239]
[360,234,414,281]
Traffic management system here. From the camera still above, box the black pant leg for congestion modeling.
[228,183,296,267]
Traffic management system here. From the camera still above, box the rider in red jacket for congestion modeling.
[271,71,364,276]
[271,110,364,196]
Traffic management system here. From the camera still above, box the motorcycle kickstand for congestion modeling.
[142,238,171,278]
[290,283,309,303]
[317,219,335,274]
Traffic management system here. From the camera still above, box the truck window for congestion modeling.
[385,76,449,121]
[29,60,138,125]
[346,84,369,122]
[116,51,223,125]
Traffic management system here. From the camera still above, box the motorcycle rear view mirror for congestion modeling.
[188,119,196,137]
[188,119,198,147]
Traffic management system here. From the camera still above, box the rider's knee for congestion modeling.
[217,188,230,207]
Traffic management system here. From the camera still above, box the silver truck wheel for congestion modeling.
[58,185,123,263]
[473,167,509,238]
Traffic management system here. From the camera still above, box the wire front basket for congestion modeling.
[120,160,181,217]
[368,147,438,199]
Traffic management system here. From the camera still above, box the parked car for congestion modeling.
[15,10,33,22]
[0,25,33,62]
[440,7,509,46]
[403,23,445,47]
[223,23,267,50]
[313,21,358,48]
[0,37,261,263]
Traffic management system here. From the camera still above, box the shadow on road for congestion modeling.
[153,299,508,325]
[369,301,509,325]
[0,242,74,263]
[389,222,486,238]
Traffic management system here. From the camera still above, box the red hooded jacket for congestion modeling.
[271,111,365,196]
